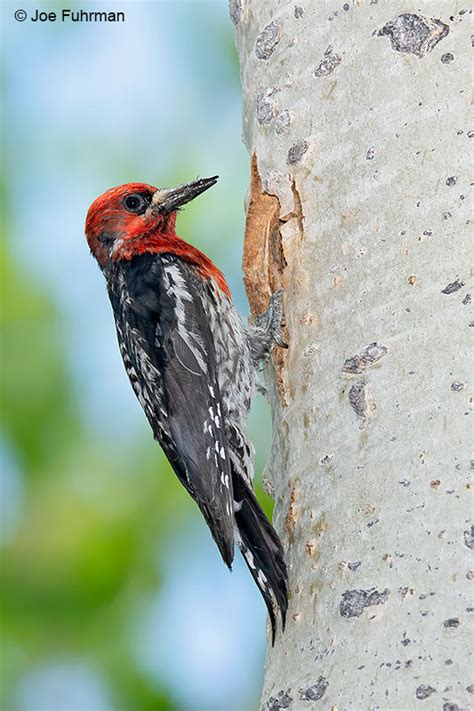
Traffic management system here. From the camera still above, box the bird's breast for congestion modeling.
[202,285,254,418]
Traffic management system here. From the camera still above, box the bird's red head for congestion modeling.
[85,175,222,268]
[86,183,158,267]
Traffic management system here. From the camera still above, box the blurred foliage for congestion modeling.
[1,244,79,471]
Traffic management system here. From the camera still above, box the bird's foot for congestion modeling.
[255,289,288,350]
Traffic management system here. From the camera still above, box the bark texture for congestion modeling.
[232,1,472,708]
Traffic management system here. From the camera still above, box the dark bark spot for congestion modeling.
[319,453,333,465]
[443,704,461,711]
[441,52,455,63]
[348,561,361,572]
[255,21,282,60]
[416,685,436,699]
[287,140,309,165]
[441,279,465,294]
[299,677,328,701]
[228,0,241,24]
[451,381,466,392]
[443,617,460,628]
[340,588,390,617]
[366,147,375,160]
[314,45,342,76]
[275,109,291,134]
[467,685,474,694]
[446,175,457,186]
[343,342,388,374]
[378,14,449,58]
[464,525,474,550]
[462,294,471,305]
[263,689,293,710]
[294,6,304,18]
[348,379,376,418]
[256,87,279,125]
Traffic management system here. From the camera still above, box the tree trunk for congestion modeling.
[232,1,472,708]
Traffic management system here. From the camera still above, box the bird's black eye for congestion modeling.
[123,193,148,214]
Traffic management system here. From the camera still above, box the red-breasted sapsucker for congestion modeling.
[85,177,288,641]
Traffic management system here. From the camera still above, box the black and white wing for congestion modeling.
[110,254,235,567]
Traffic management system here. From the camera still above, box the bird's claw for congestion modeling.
[256,289,288,350]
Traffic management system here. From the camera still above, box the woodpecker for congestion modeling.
[85,176,288,641]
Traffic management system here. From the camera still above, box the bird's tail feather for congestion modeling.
[233,477,288,644]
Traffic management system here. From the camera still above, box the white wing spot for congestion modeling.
[244,548,256,569]
[220,447,226,460]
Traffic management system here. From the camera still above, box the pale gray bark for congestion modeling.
[232,1,472,709]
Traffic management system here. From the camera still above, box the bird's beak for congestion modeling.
[151,176,219,214]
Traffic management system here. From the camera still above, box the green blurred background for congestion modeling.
[1,2,274,709]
